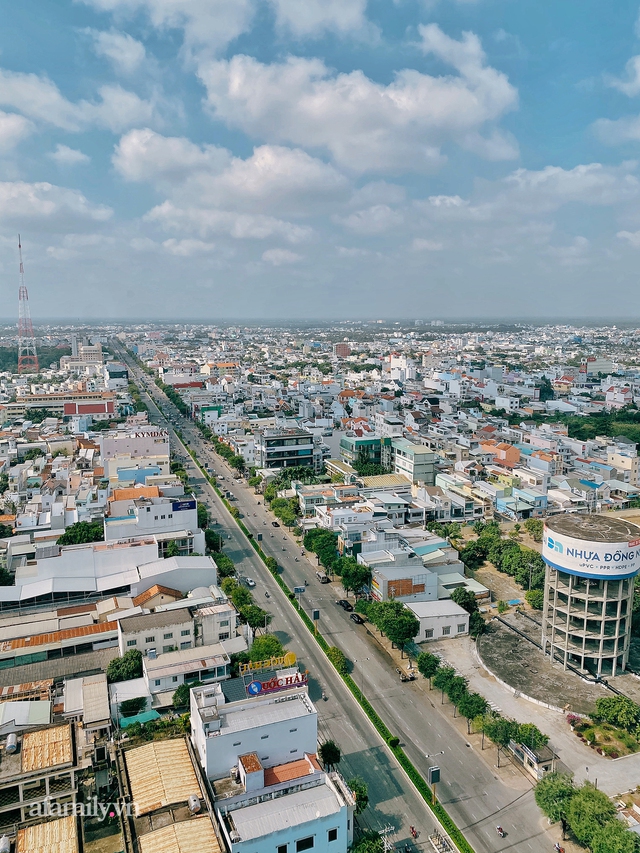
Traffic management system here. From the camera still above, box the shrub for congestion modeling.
[327,646,349,676]
[388,736,400,748]
[566,713,581,727]
[582,728,596,743]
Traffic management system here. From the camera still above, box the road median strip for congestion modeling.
[145,388,475,853]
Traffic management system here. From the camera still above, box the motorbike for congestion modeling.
[265,591,270,599]
[496,827,505,839]
[409,826,418,840]
[554,845,565,853]
[295,557,298,561]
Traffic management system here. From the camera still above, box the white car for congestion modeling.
[246,578,256,588]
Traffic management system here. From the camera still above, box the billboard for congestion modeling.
[172,499,196,513]
[542,526,640,580]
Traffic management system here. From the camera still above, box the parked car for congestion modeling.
[246,578,256,588]
[350,613,364,624]
[271,521,280,527]
[336,599,353,612]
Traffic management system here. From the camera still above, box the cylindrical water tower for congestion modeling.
[541,514,640,677]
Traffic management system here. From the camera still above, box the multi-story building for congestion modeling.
[254,427,324,472]
[104,493,205,555]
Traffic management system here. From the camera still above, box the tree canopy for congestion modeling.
[107,649,143,684]
[318,739,341,770]
[57,520,104,546]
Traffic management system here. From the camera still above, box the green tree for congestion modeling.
[120,696,147,717]
[567,784,616,848]
[446,675,469,715]
[525,589,545,609]
[591,819,636,853]
[484,715,520,766]
[240,605,272,632]
[340,558,371,597]
[416,652,440,687]
[458,692,489,733]
[450,587,478,614]
[593,695,640,732]
[497,600,509,614]
[215,554,236,578]
[469,611,486,638]
[327,646,349,675]
[432,666,456,703]
[107,649,143,684]
[318,739,341,770]
[348,778,369,815]
[166,540,179,558]
[534,773,575,839]
[57,520,104,546]
[459,541,487,572]
[380,607,419,657]
[517,722,549,751]
[205,529,223,552]
[197,502,209,529]
[172,681,203,709]
[231,586,252,610]
[524,518,544,542]
[249,634,284,662]
[350,833,383,853]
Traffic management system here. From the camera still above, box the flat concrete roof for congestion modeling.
[228,779,341,842]
[546,513,640,543]
[406,600,469,618]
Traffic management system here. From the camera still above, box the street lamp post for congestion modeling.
[425,751,445,804]
[354,658,369,699]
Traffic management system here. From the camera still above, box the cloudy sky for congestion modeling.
[3,1,640,321]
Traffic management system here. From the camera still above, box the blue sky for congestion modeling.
[2,0,640,321]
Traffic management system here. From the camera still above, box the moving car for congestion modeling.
[349,613,364,624]
[246,578,256,588]
[271,521,280,527]
[336,599,353,612]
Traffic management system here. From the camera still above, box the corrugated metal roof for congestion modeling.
[125,738,202,816]
[17,815,78,853]
[230,781,340,841]
[0,620,118,653]
[138,817,222,853]
[21,723,73,772]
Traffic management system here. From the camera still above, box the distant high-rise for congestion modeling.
[17,236,39,375]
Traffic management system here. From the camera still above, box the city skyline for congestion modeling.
[2,2,640,319]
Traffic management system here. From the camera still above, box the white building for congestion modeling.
[190,669,317,780]
[100,427,170,462]
[405,600,470,642]
[144,643,231,696]
[104,494,205,555]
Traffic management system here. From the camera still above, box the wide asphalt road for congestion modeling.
[121,351,552,853]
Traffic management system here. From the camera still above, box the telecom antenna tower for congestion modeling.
[17,235,38,374]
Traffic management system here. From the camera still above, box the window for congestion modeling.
[290,728,297,733]
[219,633,229,641]
[163,645,174,653]
[154,679,161,686]
[181,629,190,636]
[290,749,298,754]
[296,837,314,852]
[161,515,165,520]
[168,514,173,519]
[172,676,178,683]
[442,626,451,636]
[328,829,338,843]
[457,623,466,633]
[145,636,154,643]
[278,846,288,853]
[233,741,241,746]
[424,628,434,639]
[261,734,269,740]
[146,507,150,512]
[180,641,191,650]
[163,633,173,639]
[126,639,137,646]
[220,620,229,627]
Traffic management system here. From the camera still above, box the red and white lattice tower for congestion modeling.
[17,235,39,374]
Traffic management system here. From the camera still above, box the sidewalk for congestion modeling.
[355,615,533,792]
[428,634,640,797]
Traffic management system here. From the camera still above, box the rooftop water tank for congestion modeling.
[6,733,18,755]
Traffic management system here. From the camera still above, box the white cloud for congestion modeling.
[545,236,589,266]
[617,229,640,246]
[262,248,301,265]
[49,144,91,165]
[267,0,374,39]
[113,128,230,183]
[607,56,640,97]
[594,114,640,145]
[412,238,444,251]
[145,200,312,242]
[162,238,216,255]
[0,181,112,223]
[0,68,159,132]
[198,25,517,173]
[349,181,406,208]
[0,111,33,152]
[84,28,146,74]
[337,204,403,234]
[78,0,254,57]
